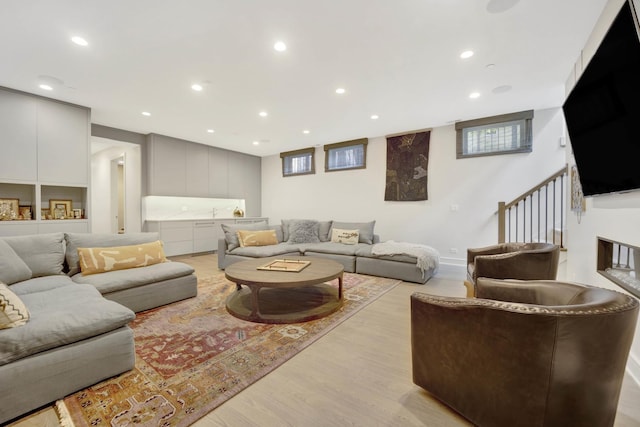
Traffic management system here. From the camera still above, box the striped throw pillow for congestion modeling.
[0,283,30,329]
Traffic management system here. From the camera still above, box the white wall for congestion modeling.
[262,107,566,269]
[564,0,640,384]
[91,139,142,233]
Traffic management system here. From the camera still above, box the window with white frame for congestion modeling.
[324,138,368,172]
[456,110,533,159]
[280,147,315,177]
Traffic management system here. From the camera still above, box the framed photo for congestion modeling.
[41,208,51,220]
[19,205,32,220]
[0,198,20,221]
[49,199,72,219]
[72,208,83,219]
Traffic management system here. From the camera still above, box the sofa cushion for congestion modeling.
[221,221,268,251]
[301,242,366,256]
[0,283,135,366]
[0,239,32,285]
[330,228,359,245]
[355,244,420,263]
[77,241,167,276]
[0,283,30,330]
[9,275,76,296]
[238,229,278,247]
[2,233,65,277]
[319,221,333,242]
[65,232,161,276]
[288,219,321,244]
[71,261,195,295]
[229,243,302,258]
[330,221,376,244]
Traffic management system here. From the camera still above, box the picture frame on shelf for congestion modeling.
[19,205,32,220]
[72,208,83,219]
[41,208,51,220]
[0,198,20,221]
[49,199,72,219]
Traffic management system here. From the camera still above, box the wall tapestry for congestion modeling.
[384,130,430,201]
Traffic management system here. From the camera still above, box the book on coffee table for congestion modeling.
[257,259,311,272]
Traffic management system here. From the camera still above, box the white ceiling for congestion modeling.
[1,0,608,157]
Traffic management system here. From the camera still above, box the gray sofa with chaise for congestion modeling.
[217,219,439,284]
[0,232,197,424]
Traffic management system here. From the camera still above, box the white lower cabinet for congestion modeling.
[145,218,266,256]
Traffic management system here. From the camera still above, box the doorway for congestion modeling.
[111,155,126,233]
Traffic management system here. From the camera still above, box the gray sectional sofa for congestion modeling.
[217,219,438,284]
[0,231,197,424]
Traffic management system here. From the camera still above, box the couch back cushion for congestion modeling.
[77,240,167,276]
[2,233,65,277]
[0,239,32,284]
[65,232,160,276]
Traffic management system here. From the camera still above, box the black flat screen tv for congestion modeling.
[562,0,640,197]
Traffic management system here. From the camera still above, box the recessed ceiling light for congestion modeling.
[460,50,474,59]
[274,41,287,52]
[335,88,346,94]
[191,84,203,91]
[371,114,379,120]
[253,141,260,145]
[303,130,310,134]
[39,84,53,91]
[71,36,88,46]
[259,111,268,117]
[469,92,481,99]
[142,111,151,116]
[207,129,215,133]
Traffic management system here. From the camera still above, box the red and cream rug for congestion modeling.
[57,271,400,426]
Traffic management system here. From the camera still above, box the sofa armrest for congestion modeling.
[466,243,507,264]
[217,238,228,270]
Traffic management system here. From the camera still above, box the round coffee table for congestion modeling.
[225,256,344,324]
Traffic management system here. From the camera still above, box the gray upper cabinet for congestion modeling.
[0,89,37,182]
[227,150,261,215]
[146,134,187,196]
[37,99,89,184]
[208,147,228,197]
[186,142,209,197]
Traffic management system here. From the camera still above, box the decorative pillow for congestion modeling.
[331,228,360,245]
[238,229,278,247]
[288,219,320,244]
[221,221,268,251]
[0,283,30,329]
[331,220,376,244]
[77,240,167,276]
[0,239,32,285]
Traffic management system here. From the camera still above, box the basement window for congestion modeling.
[324,138,368,172]
[456,110,533,159]
[280,147,315,177]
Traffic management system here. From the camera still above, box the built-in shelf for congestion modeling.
[597,236,640,298]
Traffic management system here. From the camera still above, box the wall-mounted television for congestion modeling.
[562,0,640,197]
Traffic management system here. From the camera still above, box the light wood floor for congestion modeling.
[9,253,640,426]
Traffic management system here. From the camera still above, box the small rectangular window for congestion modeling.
[324,138,368,172]
[280,147,315,177]
[456,110,533,159]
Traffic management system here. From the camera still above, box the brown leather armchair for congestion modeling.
[411,278,639,427]
[465,242,560,296]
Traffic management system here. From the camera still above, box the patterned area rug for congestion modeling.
[57,271,400,426]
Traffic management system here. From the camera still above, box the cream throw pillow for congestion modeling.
[330,228,359,245]
[238,229,278,247]
[77,240,167,276]
[0,283,30,329]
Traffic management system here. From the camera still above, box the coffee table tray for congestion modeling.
[257,259,311,272]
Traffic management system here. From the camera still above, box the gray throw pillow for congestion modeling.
[3,233,65,277]
[221,221,268,251]
[288,219,320,244]
[331,220,376,244]
[0,239,32,284]
[65,232,161,276]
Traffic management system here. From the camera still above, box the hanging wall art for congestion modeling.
[384,129,431,201]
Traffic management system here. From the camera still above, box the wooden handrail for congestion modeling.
[504,165,568,210]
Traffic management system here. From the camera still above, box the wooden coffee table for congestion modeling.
[225,256,344,324]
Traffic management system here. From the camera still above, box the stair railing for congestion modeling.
[497,165,568,248]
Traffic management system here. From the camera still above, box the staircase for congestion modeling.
[497,165,568,249]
